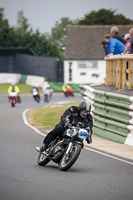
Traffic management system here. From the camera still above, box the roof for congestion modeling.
[0,48,36,56]
[64,25,133,60]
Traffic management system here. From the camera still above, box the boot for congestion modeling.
[36,144,46,153]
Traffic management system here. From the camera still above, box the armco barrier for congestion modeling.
[80,85,133,146]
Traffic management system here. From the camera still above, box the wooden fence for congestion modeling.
[105,54,133,90]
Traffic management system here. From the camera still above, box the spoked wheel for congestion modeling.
[37,152,50,166]
[59,143,82,171]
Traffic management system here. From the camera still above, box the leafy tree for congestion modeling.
[17,10,31,32]
[78,9,133,25]
[0,8,9,29]
[51,17,78,47]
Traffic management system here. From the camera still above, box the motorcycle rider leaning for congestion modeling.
[37,101,93,153]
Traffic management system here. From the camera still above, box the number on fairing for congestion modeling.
[78,129,89,139]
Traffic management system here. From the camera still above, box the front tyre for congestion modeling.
[59,143,82,171]
[37,152,50,166]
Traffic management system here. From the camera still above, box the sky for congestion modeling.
[0,0,133,34]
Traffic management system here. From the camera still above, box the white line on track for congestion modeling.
[22,109,133,166]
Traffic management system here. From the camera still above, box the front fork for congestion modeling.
[65,136,76,156]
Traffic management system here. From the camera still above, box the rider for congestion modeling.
[8,83,21,103]
[36,101,93,153]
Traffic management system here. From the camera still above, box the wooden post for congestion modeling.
[122,59,127,90]
[105,60,109,85]
[116,59,122,89]
[128,59,132,89]
[113,60,116,85]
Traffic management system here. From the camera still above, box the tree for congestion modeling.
[17,10,31,32]
[0,8,9,28]
[78,9,133,25]
[51,17,78,47]
[0,8,63,59]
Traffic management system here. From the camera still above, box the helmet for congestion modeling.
[78,101,91,118]
[78,101,91,112]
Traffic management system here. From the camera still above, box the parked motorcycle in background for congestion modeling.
[36,123,90,171]
[8,90,18,107]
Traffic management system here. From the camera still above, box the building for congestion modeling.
[64,25,133,84]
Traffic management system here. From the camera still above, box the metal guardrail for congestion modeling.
[80,84,133,146]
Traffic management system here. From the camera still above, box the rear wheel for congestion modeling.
[37,152,50,166]
[59,143,82,171]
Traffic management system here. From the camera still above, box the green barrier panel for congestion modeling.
[93,115,127,129]
[94,102,130,115]
[94,120,129,137]
[80,86,133,145]
[19,75,27,83]
[93,110,130,124]
[93,127,126,144]
[93,103,131,124]
[94,90,131,109]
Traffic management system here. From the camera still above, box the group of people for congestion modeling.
[8,84,53,104]
[101,26,133,57]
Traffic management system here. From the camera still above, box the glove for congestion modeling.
[86,135,92,144]
[66,123,73,129]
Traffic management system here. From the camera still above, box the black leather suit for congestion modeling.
[43,106,93,148]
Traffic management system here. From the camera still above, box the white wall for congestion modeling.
[64,60,106,84]
[0,73,21,84]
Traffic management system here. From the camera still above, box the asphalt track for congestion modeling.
[0,93,133,200]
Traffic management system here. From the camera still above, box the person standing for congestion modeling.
[104,34,125,57]
[110,26,126,44]
[121,28,133,54]
[101,40,109,56]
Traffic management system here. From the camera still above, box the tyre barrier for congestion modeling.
[80,85,133,146]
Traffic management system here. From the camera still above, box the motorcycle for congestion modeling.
[44,93,50,103]
[36,124,90,171]
[8,90,18,107]
[32,91,40,103]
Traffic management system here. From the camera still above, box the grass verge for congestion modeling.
[33,101,80,129]
[0,84,33,94]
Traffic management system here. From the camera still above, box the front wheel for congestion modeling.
[37,152,50,166]
[11,101,15,107]
[59,143,82,171]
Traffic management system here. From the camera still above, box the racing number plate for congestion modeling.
[78,129,89,139]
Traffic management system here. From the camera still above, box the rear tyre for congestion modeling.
[37,152,50,166]
[59,143,82,171]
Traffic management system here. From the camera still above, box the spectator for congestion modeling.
[121,28,133,54]
[110,26,126,44]
[124,33,131,80]
[104,34,125,57]
[101,40,109,56]
[124,33,131,53]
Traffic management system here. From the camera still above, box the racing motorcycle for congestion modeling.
[36,123,90,171]
[32,91,40,103]
[8,90,18,107]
